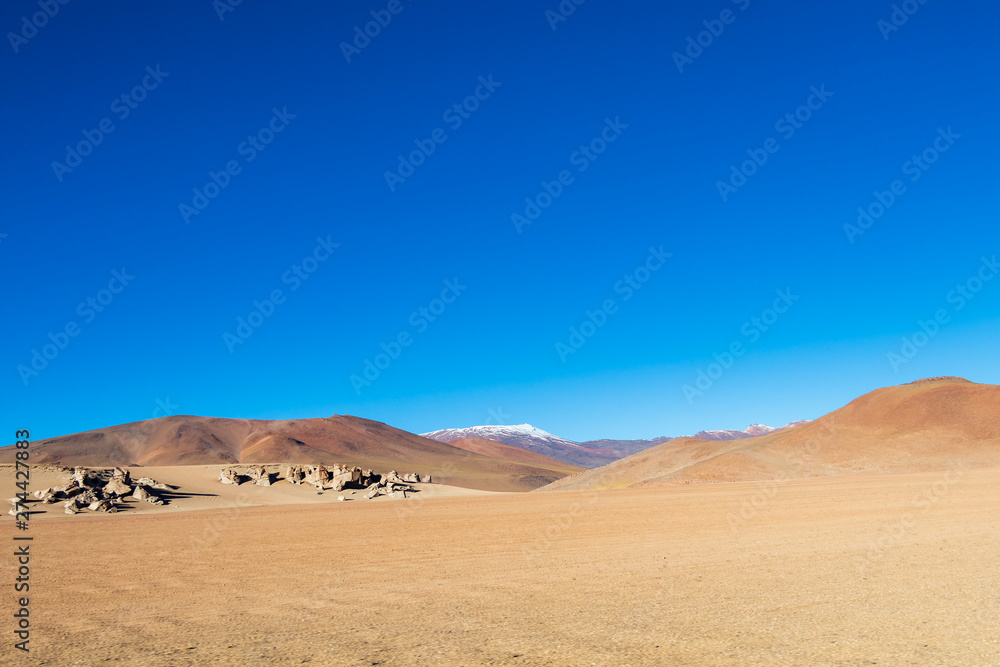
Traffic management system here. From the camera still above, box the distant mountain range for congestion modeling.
[421,421,810,468]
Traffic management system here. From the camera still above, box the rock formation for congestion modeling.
[219,468,243,485]
[103,478,133,498]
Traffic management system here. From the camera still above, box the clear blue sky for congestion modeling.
[3,0,998,442]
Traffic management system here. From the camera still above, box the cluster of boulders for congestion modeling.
[364,470,418,500]
[12,467,172,515]
[216,464,431,500]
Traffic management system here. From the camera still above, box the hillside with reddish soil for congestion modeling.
[0,415,580,491]
[542,377,1000,491]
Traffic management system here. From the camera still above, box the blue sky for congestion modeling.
[3,0,998,442]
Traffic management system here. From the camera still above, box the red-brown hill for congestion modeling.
[0,415,580,491]
[541,377,1000,491]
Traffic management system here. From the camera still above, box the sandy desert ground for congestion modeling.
[3,466,998,666]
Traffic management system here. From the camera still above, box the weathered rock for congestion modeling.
[337,495,345,502]
[41,494,58,504]
[304,465,330,489]
[401,473,420,483]
[52,481,82,498]
[112,467,131,484]
[73,468,101,488]
[219,468,243,485]
[132,486,165,505]
[63,498,83,514]
[32,488,52,499]
[103,478,133,498]
[386,470,405,484]
[365,486,381,500]
[285,465,305,485]
[389,490,407,500]
[88,499,116,513]
[419,475,432,484]
[247,466,272,487]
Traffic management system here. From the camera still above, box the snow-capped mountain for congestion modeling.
[691,421,811,441]
[422,423,581,449]
[422,420,811,469]
[421,424,619,468]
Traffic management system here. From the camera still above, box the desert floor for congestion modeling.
[3,467,999,666]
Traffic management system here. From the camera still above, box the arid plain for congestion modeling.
[3,377,999,666]
[3,469,998,665]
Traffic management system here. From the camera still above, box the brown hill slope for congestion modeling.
[444,438,583,474]
[0,415,578,491]
[541,377,1000,491]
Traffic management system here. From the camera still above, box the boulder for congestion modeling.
[112,467,131,484]
[88,499,116,513]
[79,489,101,505]
[401,473,420,483]
[386,470,405,484]
[52,481,83,498]
[365,486,381,500]
[132,486,165,505]
[219,468,243,485]
[285,465,305,485]
[304,465,330,489]
[247,466,272,487]
[389,490,407,500]
[103,478,133,498]
[419,475,432,484]
[337,495,345,502]
[41,494,58,504]
[32,488,52,499]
